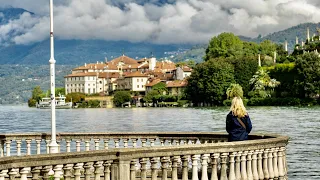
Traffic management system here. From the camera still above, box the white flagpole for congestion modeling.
[49,0,59,153]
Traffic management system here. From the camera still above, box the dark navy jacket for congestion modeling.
[226,111,252,142]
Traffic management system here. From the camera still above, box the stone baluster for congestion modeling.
[36,140,41,154]
[103,161,112,180]
[160,139,165,146]
[141,138,147,147]
[161,157,170,180]
[228,152,236,180]
[8,168,17,180]
[235,151,242,180]
[114,138,120,148]
[181,139,187,145]
[140,158,148,180]
[85,140,90,151]
[94,161,103,180]
[151,157,159,180]
[263,149,269,180]
[210,153,219,180]
[181,155,189,180]
[273,148,279,179]
[172,156,180,180]
[74,163,83,180]
[16,140,22,156]
[282,147,287,177]
[104,139,109,149]
[132,139,137,148]
[150,138,155,147]
[241,151,248,180]
[168,139,172,146]
[277,148,285,180]
[26,139,32,155]
[20,167,29,180]
[0,170,8,180]
[53,165,63,180]
[31,166,42,180]
[247,151,253,180]
[42,166,52,180]
[76,140,81,152]
[130,160,137,180]
[175,139,180,145]
[63,164,74,180]
[0,140,4,157]
[6,140,11,156]
[84,162,93,180]
[45,140,50,154]
[268,148,274,179]
[66,139,71,152]
[257,150,264,180]
[94,139,100,150]
[220,153,228,180]
[191,155,199,180]
[252,150,259,180]
[123,138,129,148]
[201,154,210,180]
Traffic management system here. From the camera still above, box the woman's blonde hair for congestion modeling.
[230,97,247,118]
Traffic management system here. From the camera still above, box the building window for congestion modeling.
[137,79,139,82]
[141,79,143,82]
[88,88,91,94]
[88,84,90,86]
[93,88,96,93]
[137,85,139,88]
[142,85,144,88]
[93,84,95,86]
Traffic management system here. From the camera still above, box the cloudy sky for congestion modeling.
[1,0,320,45]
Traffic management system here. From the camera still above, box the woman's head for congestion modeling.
[230,97,247,118]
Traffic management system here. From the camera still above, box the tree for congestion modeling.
[66,93,85,103]
[249,69,280,98]
[31,86,43,101]
[152,82,167,94]
[113,91,132,107]
[204,32,243,60]
[226,84,243,99]
[143,90,159,103]
[294,53,320,98]
[228,56,259,96]
[185,59,235,105]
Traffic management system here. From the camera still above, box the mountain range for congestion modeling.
[1,7,319,65]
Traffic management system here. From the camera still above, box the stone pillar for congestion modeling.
[201,154,209,180]
[172,156,180,180]
[94,161,103,180]
[114,138,120,148]
[307,27,310,42]
[16,140,22,156]
[235,151,241,180]
[181,155,189,180]
[130,160,137,180]
[0,170,8,180]
[296,36,299,45]
[5,140,11,156]
[20,167,29,180]
[258,54,261,67]
[63,164,74,180]
[31,167,42,180]
[211,153,219,180]
[36,139,41,154]
[8,168,17,180]
[66,140,71,152]
[151,157,159,180]
[284,40,288,52]
[273,51,277,64]
[252,150,259,180]
[161,157,170,180]
[74,163,83,180]
[273,148,279,179]
[140,158,148,180]
[85,140,90,151]
[247,151,253,180]
[277,148,285,180]
[104,139,109,149]
[123,138,129,148]
[241,151,248,180]
[26,139,32,155]
[112,160,131,180]
[53,165,63,180]
[84,162,93,180]
[94,139,100,150]
[268,148,274,179]
[263,149,269,179]
[0,140,4,157]
[220,153,228,180]
[76,140,81,152]
[228,152,236,180]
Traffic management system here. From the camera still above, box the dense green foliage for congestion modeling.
[185,59,235,105]
[226,84,243,99]
[113,91,132,107]
[204,33,243,60]
[65,93,86,104]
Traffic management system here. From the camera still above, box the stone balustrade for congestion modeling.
[0,132,231,156]
[0,132,289,180]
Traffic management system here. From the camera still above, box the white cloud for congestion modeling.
[1,0,320,45]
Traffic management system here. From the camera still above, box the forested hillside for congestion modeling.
[0,65,74,104]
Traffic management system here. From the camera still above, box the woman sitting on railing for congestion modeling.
[226,97,252,141]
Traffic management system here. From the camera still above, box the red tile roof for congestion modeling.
[64,72,97,77]
[109,55,138,65]
[166,80,187,87]
[124,71,148,77]
[145,79,162,87]
[98,72,120,78]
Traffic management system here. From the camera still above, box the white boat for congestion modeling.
[37,94,72,109]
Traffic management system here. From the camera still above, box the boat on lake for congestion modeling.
[37,94,72,109]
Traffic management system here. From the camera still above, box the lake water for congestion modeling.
[0,105,319,179]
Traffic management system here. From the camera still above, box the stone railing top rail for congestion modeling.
[0,133,289,170]
[0,132,277,140]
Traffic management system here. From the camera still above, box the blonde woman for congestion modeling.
[226,97,252,141]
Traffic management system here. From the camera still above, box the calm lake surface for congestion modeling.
[0,105,319,179]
